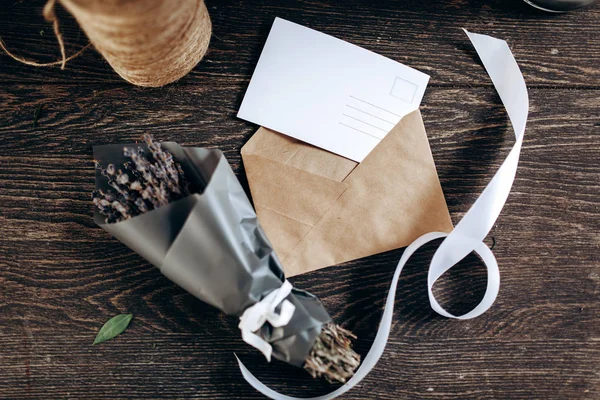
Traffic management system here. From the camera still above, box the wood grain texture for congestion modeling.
[0,0,599,399]
[0,0,599,87]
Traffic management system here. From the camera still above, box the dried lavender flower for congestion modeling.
[117,172,129,185]
[93,134,190,223]
[130,181,142,191]
[304,323,361,384]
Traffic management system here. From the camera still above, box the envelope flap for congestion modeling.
[242,153,347,227]
[242,145,349,260]
[242,127,357,182]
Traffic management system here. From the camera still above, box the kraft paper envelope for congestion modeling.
[241,109,453,277]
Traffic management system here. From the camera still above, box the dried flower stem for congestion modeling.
[304,323,361,384]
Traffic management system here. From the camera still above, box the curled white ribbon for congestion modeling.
[239,280,296,362]
[237,29,529,399]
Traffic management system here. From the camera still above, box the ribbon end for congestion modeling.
[264,346,272,362]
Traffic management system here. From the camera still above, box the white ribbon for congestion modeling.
[239,280,296,362]
[236,29,529,399]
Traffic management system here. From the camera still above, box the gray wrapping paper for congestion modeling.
[93,142,331,366]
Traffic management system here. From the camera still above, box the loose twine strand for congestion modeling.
[0,0,90,69]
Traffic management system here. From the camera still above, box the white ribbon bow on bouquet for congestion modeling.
[236,29,530,400]
[239,280,296,362]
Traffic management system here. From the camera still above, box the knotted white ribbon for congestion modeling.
[239,280,296,362]
[236,29,529,399]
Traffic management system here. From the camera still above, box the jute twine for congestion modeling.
[0,0,212,87]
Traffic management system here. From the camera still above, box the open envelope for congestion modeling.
[241,109,453,277]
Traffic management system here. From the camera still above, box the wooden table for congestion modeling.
[1,0,599,398]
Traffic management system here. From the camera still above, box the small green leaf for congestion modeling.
[93,314,133,345]
[33,104,43,128]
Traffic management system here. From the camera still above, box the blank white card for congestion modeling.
[238,18,429,162]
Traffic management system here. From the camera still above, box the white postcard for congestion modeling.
[237,18,430,162]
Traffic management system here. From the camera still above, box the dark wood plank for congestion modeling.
[1,334,597,399]
[0,0,599,87]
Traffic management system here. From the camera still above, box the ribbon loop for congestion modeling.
[427,234,500,320]
[239,280,296,362]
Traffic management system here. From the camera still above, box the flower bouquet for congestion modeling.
[92,134,360,383]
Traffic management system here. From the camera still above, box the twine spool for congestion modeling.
[58,0,212,87]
